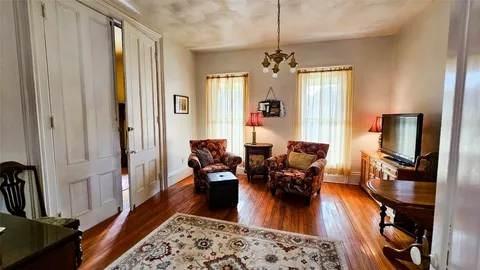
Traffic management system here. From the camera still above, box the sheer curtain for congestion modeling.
[206,74,247,156]
[297,67,353,175]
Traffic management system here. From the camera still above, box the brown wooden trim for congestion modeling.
[206,73,248,79]
[298,65,352,73]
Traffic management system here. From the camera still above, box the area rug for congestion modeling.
[107,213,347,269]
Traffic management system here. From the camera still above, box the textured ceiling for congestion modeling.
[109,0,432,51]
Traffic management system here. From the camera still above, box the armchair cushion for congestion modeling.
[287,151,317,170]
[199,163,230,176]
[195,148,214,167]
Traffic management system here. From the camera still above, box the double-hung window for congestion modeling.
[206,73,248,156]
[297,67,353,175]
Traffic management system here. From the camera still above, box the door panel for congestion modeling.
[124,22,160,208]
[44,0,121,230]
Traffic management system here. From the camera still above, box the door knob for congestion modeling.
[129,150,137,154]
[127,127,134,131]
[410,246,422,265]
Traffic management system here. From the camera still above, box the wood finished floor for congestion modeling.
[81,175,416,269]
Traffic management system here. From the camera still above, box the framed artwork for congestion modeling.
[174,95,189,114]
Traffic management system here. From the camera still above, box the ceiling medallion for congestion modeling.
[261,0,298,78]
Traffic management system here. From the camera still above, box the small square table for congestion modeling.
[206,172,238,208]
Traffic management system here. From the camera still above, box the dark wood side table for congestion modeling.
[366,179,436,269]
[244,143,273,182]
[0,213,80,269]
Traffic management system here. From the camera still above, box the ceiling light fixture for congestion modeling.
[261,0,298,78]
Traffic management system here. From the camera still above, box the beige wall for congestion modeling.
[163,38,197,186]
[195,37,396,181]
[391,0,450,154]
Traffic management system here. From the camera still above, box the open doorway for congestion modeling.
[113,22,130,211]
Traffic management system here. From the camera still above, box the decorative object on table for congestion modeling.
[206,172,238,208]
[173,94,189,114]
[106,213,347,270]
[0,161,83,266]
[257,87,285,117]
[244,143,273,182]
[266,141,329,205]
[245,112,263,144]
[187,139,242,192]
[261,0,298,78]
[366,179,435,269]
[368,116,382,151]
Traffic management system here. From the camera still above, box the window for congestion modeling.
[206,73,248,156]
[297,66,353,175]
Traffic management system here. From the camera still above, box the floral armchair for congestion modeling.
[188,139,242,192]
[265,141,329,204]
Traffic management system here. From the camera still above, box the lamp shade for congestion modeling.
[246,112,263,127]
[368,116,382,133]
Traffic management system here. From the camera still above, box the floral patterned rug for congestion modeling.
[107,213,347,270]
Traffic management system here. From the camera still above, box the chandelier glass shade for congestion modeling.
[262,0,298,78]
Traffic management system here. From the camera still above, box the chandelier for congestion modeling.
[261,0,298,78]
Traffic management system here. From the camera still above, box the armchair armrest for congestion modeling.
[306,158,327,177]
[187,154,201,170]
[265,154,287,171]
[223,152,242,167]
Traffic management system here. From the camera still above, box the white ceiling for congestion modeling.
[109,0,432,51]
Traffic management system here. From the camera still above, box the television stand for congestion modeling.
[360,150,418,190]
[383,155,411,167]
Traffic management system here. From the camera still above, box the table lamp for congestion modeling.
[368,116,382,151]
[246,112,263,145]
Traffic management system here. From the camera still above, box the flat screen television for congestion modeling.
[380,113,423,166]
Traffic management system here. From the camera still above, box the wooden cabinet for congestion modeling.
[244,143,273,182]
[360,150,417,191]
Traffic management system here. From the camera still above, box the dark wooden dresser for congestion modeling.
[0,213,80,269]
[244,143,273,182]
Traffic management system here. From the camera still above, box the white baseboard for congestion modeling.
[349,172,361,185]
[167,167,192,187]
[324,171,361,185]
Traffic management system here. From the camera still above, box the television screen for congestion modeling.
[381,114,423,165]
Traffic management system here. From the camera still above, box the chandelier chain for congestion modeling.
[277,0,280,50]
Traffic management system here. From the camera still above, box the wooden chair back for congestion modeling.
[415,152,439,181]
[0,161,47,217]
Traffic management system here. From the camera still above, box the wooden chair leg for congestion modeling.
[304,196,311,205]
[270,187,276,196]
[379,204,387,235]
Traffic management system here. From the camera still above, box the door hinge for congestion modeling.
[41,2,46,18]
[49,115,55,129]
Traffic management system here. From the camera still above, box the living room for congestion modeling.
[1,0,479,269]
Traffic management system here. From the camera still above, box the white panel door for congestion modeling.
[43,0,121,229]
[123,22,160,208]
[431,0,480,269]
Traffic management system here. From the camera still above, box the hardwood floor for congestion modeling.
[81,175,417,269]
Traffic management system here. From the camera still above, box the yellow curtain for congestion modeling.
[297,67,353,175]
[206,74,248,156]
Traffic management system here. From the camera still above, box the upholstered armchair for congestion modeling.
[266,141,329,204]
[188,139,242,192]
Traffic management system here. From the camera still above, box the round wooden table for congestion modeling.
[366,179,436,269]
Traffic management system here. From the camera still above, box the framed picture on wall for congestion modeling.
[174,95,189,114]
